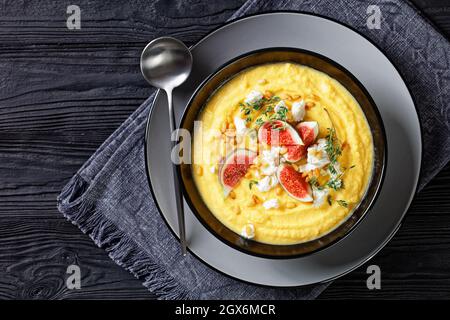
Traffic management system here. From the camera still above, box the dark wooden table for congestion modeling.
[0,0,448,299]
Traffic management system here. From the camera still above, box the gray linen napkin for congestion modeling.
[57,0,450,299]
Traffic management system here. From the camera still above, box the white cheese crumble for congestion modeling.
[313,188,329,207]
[233,116,247,135]
[256,175,278,192]
[260,147,281,176]
[274,100,287,113]
[244,90,263,104]
[263,198,279,209]
[291,100,306,122]
[298,138,330,172]
[209,165,216,174]
[241,223,255,239]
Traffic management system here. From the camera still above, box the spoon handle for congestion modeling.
[166,89,187,256]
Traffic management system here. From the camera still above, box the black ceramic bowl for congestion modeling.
[178,48,386,259]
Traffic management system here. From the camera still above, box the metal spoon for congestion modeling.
[140,37,192,255]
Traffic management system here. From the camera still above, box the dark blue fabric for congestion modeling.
[58,0,450,299]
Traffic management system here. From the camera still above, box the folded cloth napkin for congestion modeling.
[58,0,450,299]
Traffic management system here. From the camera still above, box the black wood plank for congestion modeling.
[0,0,448,299]
[0,0,245,300]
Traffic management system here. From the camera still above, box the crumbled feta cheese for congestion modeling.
[328,162,342,179]
[270,175,279,188]
[261,147,281,164]
[261,163,277,176]
[313,188,329,207]
[256,176,272,192]
[274,100,287,113]
[244,90,263,104]
[209,165,216,174]
[234,116,247,135]
[241,223,255,239]
[263,198,279,209]
[291,100,306,121]
[260,147,281,176]
[298,139,330,172]
[256,175,278,192]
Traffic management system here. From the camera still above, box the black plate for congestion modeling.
[178,48,386,259]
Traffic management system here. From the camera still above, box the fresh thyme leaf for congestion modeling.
[255,117,264,127]
[350,165,356,169]
[327,195,333,206]
[325,128,342,164]
[326,178,343,191]
[337,199,348,208]
[309,176,319,188]
[245,116,252,123]
[271,105,288,122]
[248,180,258,190]
[328,164,337,176]
[263,106,274,116]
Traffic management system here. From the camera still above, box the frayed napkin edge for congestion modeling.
[56,173,195,300]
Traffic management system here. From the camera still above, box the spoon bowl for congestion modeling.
[141,37,192,90]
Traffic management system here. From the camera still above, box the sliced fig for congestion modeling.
[258,120,304,162]
[219,149,257,196]
[294,121,320,160]
[277,163,313,202]
[296,121,319,146]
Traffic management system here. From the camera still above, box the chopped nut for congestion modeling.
[292,94,302,100]
[220,122,228,133]
[314,168,320,177]
[292,163,299,171]
[280,146,288,155]
[252,194,261,204]
[305,101,315,109]
[245,172,252,179]
[275,188,283,196]
[312,94,321,101]
[258,79,268,85]
[342,141,349,150]
[229,191,236,199]
[286,202,297,209]
[264,90,273,99]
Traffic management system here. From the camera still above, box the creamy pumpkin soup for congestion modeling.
[192,63,373,245]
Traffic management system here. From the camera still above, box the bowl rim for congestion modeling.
[177,46,388,259]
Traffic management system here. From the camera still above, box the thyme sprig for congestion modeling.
[240,96,281,124]
[248,180,258,190]
[336,199,348,208]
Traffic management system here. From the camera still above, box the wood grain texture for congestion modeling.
[0,0,448,300]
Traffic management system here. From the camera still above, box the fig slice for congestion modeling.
[296,121,319,146]
[258,120,304,162]
[277,163,313,202]
[294,121,320,160]
[219,148,257,196]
